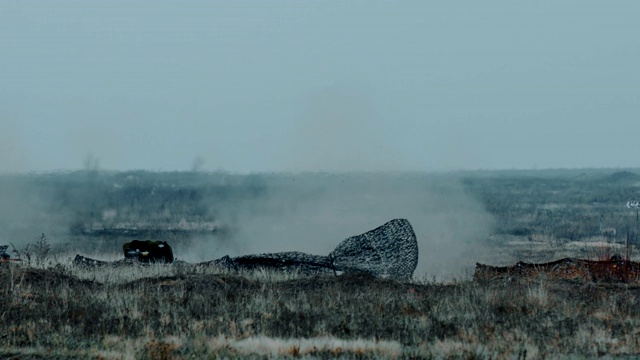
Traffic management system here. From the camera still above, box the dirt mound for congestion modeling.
[474,258,640,283]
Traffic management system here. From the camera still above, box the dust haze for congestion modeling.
[205,173,495,280]
[0,170,494,280]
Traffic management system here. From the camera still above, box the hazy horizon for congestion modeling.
[2,1,639,174]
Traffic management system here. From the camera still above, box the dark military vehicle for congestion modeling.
[123,240,174,263]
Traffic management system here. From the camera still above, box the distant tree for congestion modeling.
[83,153,100,173]
[191,156,205,172]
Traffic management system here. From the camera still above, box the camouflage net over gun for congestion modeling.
[211,219,419,280]
[74,218,419,280]
[329,218,419,280]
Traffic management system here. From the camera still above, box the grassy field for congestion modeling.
[3,261,640,359]
[2,169,640,358]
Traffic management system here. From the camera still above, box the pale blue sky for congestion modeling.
[1,1,639,173]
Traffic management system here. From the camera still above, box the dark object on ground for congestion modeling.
[73,254,136,268]
[0,245,8,258]
[474,258,640,283]
[0,245,20,263]
[74,219,419,280]
[73,240,174,268]
[205,218,418,280]
[211,252,335,276]
[123,240,174,263]
[0,245,10,261]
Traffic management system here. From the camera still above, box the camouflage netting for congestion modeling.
[329,218,418,280]
[74,219,419,280]
[210,219,419,280]
[212,252,335,276]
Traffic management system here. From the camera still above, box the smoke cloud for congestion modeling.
[0,171,494,280]
[192,172,495,280]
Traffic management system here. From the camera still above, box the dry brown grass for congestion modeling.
[3,260,640,359]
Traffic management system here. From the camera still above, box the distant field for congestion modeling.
[2,169,640,358]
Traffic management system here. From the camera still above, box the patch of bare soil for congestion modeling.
[475,258,640,284]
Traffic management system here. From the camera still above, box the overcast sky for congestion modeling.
[1,1,639,173]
